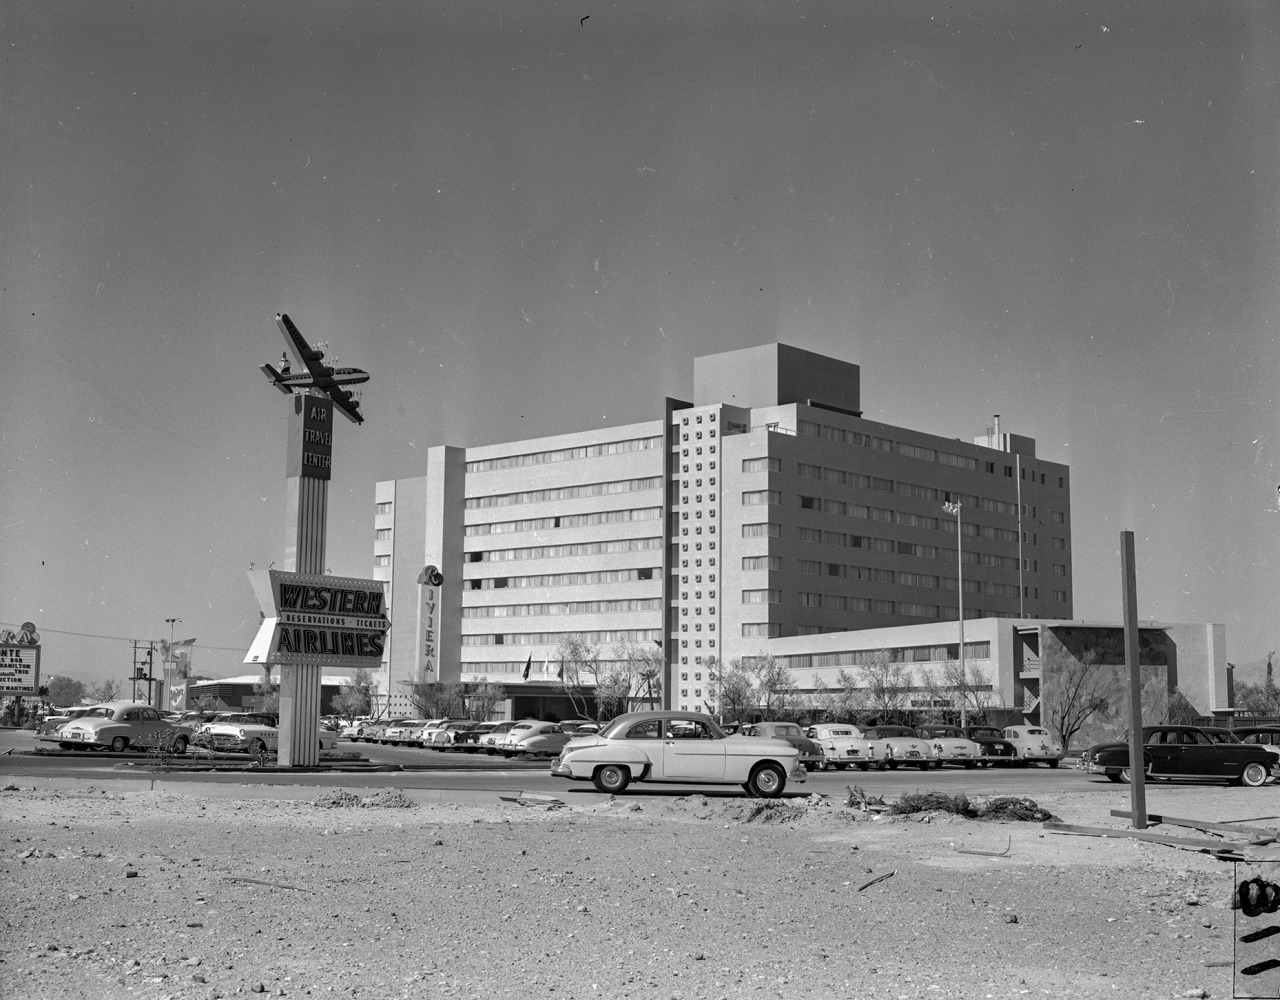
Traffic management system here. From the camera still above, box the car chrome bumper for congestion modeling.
[550,762,576,779]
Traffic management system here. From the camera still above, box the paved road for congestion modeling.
[1,728,1104,799]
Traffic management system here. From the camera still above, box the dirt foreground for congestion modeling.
[0,780,1270,1000]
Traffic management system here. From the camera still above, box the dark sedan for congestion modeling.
[961,726,1022,767]
[1080,725,1274,787]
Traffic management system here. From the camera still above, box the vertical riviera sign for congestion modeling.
[418,565,444,680]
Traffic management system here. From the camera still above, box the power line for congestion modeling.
[0,621,250,654]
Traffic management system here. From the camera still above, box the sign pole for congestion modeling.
[1121,531,1147,829]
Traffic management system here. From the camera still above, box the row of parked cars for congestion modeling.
[343,717,601,757]
[34,702,337,755]
[733,721,1065,772]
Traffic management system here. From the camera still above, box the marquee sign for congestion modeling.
[418,564,444,679]
[244,569,390,667]
[286,394,334,481]
[0,621,41,695]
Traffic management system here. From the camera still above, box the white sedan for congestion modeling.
[551,710,806,797]
[807,723,886,771]
[1002,725,1065,767]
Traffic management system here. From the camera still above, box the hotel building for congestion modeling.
[371,343,1075,719]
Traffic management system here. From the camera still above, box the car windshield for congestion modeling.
[82,707,114,719]
[970,728,1000,738]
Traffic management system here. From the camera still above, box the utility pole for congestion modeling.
[943,500,967,726]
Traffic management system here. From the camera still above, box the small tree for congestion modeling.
[1042,648,1110,753]
[557,634,601,721]
[46,675,85,706]
[751,654,794,719]
[407,680,466,718]
[861,653,912,722]
[254,673,280,714]
[333,667,376,723]
[463,678,504,721]
[720,659,757,724]
[613,638,665,712]
[86,678,121,704]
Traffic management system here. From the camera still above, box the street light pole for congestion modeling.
[164,618,181,710]
[942,502,966,726]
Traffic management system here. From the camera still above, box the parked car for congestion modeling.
[806,723,885,771]
[351,718,409,743]
[172,710,219,737]
[451,721,503,752]
[422,720,480,749]
[339,719,371,739]
[740,721,824,771]
[962,725,1022,766]
[1080,725,1274,786]
[500,721,574,758]
[382,719,432,746]
[915,724,982,769]
[1231,727,1280,763]
[857,725,936,771]
[481,720,523,754]
[56,702,188,754]
[551,710,806,797]
[195,712,281,754]
[559,719,600,736]
[195,713,338,754]
[35,706,98,742]
[1003,725,1065,767]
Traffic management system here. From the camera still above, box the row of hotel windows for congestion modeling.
[746,642,994,671]
[461,659,642,676]
[465,476,663,510]
[465,536,664,563]
[464,568,658,590]
[460,629,664,646]
[462,598,663,618]
[464,506,662,536]
[794,418,1066,487]
[465,435,663,474]
[747,587,1064,607]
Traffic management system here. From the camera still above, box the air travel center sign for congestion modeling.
[244,569,389,668]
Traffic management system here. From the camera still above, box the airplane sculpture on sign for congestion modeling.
[259,313,369,424]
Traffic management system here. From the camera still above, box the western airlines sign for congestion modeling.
[244,569,390,667]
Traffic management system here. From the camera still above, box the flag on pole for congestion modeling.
[164,639,197,679]
[556,660,564,681]
[522,653,532,680]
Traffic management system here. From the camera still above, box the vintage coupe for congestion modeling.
[806,723,884,770]
[962,726,1022,766]
[56,702,187,753]
[1003,725,1066,767]
[501,721,574,758]
[915,724,981,769]
[35,706,98,743]
[551,710,806,797]
[741,721,824,771]
[859,725,936,770]
[1080,725,1274,786]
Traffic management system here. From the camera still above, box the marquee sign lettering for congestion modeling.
[0,620,41,695]
[244,570,390,667]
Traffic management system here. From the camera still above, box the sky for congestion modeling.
[3,0,1277,689]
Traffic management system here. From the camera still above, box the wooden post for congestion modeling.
[1121,531,1147,829]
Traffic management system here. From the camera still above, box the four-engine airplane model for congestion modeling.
[259,313,368,424]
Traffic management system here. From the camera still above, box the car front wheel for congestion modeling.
[593,764,630,795]
[1241,762,1269,787]
[746,762,786,799]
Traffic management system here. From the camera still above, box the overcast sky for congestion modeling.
[3,0,1277,687]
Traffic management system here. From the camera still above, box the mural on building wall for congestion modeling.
[1039,626,1177,751]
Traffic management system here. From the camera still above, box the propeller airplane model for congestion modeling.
[259,313,369,424]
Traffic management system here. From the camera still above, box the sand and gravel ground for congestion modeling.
[1,781,1270,1000]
